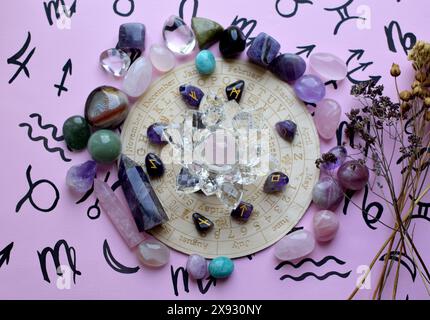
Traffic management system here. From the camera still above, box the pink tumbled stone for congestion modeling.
[313,210,339,242]
[149,44,175,72]
[134,238,170,268]
[274,229,315,261]
[314,98,341,140]
[309,52,347,81]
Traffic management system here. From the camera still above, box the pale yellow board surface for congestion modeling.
[121,59,320,258]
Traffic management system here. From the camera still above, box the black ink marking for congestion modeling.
[275,0,313,18]
[16,165,60,213]
[287,226,303,235]
[0,242,14,269]
[43,0,76,25]
[179,0,199,21]
[103,240,139,274]
[170,265,216,296]
[7,32,36,84]
[384,20,416,55]
[113,0,134,17]
[280,270,351,281]
[324,0,364,35]
[296,44,316,57]
[231,16,257,46]
[411,201,430,223]
[275,256,346,270]
[19,122,71,162]
[37,239,81,284]
[325,80,338,89]
[29,113,64,141]
[379,251,416,281]
[54,59,72,97]
[346,49,381,85]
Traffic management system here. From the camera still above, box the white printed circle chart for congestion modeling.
[121,59,320,259]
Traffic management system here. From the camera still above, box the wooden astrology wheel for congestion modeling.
[121,59,320,258]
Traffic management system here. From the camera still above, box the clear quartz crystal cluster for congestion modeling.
[164,92,269,210]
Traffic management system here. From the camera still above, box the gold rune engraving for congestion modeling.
[189,91,198,101]
[239,204,247,217]
[230,87,241,98]
[271,174,280,182]
[149,159,157,169]
[198,218,211,226]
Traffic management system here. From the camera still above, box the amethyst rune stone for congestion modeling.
[225,80,245,103]
[179,85,204,109]
[231,201,253,221]
[263,172,289,193]
[118,155,169,231]
[247,32,280,67]
[147,123,168,145]
[269,53,306,82]
[118,23,146,51]
[66,160,97,195]
[145,153,165,178]
[276,120,297,142]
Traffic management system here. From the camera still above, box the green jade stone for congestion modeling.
[208,256,234,278]
[87,130,122,163]
[191,17,224,49]
[62,115,91,151]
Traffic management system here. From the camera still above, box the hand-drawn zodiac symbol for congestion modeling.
[7,32,36,84]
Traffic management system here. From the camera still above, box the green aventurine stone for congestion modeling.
[62,115,91,151]
[87,130,122,163]
[208,256,234,278]
[191,17,224,49]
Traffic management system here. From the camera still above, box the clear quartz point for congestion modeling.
[164,92,268,209]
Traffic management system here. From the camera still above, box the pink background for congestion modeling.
[1,0,429,299]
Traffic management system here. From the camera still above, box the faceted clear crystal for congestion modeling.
[217,182,243,210]
[162,15,196,55]
[99,48,131,77]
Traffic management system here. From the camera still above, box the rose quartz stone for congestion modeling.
[123,57,153,97]
[313,210,339,242]
[309,52,347,81]
[314,98,341,140]
[274,229,315,261]
[134,238,170,267]
[149,44,175,72]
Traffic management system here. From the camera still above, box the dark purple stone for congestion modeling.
[219,26,246,58]
[147,123,167,145]
[263,172,289,193]
[247,32,280,67]
[320,146,348,173]
[118,23,146,51]
[118,155,168,232]
[66,160,97,194]
[145,153,165,178]
[193,212,214,232]
[276,120,297,142]
[269,53,306,82]
[231,201,253,221]
[226,80,245,103]
[179,85,204,109]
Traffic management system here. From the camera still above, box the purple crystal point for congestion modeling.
[247,32,280,67]
[276,120,297,142]
[269,53,306,82]
[231,201,254,221]
[118,155,169,231]
[179,85,204,109]
[320,146,347,173]
[263,172,289,193]
[66,160,97,194]
[147,123,168,145]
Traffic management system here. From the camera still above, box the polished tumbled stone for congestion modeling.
[99,48,131,77]
[314,99,341,140]
[219,26,246,58]
[313,210,339,242]
[85,86,129,129]
[269,53,306,82]
[123,57,153,98]
[208,256,234,278]
[145,153,165,178]
[66,160,97,195]
[163,15,196,55]
[135,238,170,267]
[312,176,344,210]
[87,130,122,164]
[276,120,297,142]
[191,17,224,49]
[274,229,315,261]
[231,201,253,221]
[118,23,146,51]
[118,155,169,231]
[309,52,347,81]
[247,32,280,67]
[186,254,208,280]
[195,50,216,75]
[226,80,245,103]
[263,172,289,193]
[294,75,326,103]
[62,115,91,151]
[147,123,168,145]
[149,44,175,72]
[193,212,214,232]
[179,85,204,109]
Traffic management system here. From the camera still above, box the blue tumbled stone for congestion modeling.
[247,32,280,67]
[195,50,216,75]
[208,256,234,278]
[269,53,306,82]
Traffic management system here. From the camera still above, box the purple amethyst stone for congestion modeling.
[179,85,204,109]
[320,146,348,173]
[147,123,168,145]
[247,32,280,67]
[294,74,326,103]
[66,160,97,195]
[231,201,254,221]
[263,172,289,193]
[276,120,297,142]
[312,176,344,210]
[118,23,146,50]
[269,53,306,82]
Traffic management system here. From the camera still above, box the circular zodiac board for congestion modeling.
[121,58,320,259]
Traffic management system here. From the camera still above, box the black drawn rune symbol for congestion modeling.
[324,0,364,35]
[7,32,36,84]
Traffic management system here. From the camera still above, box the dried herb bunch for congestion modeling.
[319,41,430,299]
